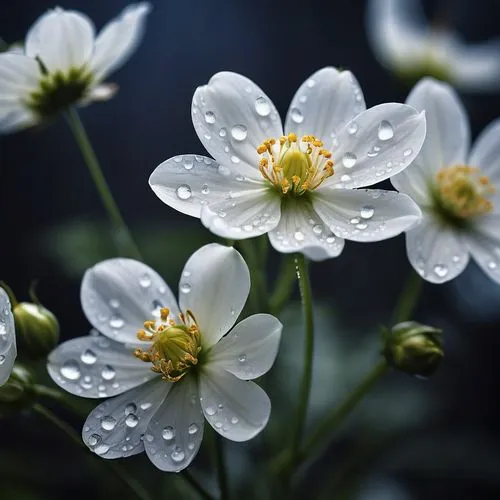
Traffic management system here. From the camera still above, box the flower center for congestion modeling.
[134,308,202,382]
[434,165,495,222]
[27,64,93,118]
[257,133,334,196]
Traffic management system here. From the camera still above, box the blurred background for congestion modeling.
[2,0,500,498]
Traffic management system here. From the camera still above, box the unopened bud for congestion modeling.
[14,302,60,360]
[383,321,443,377]
[0,364,36,415]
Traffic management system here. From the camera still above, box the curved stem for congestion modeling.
[64,107,142,260]
[391,271,423,325]
[214,433,230,500]
[269,254,297,316]
[33,384,85,415]
[290,254,315,464]
[33,403,151,500]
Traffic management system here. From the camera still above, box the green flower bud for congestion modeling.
[14,302,60,360]
[0,364,36,416]
[383,321,443,377]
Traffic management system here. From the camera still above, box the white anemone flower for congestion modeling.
[150,67,426,261]
[47,244,282,472]
[392,77,500,284]
[0,3,151,133]
[0,288,16,386]
[367,0,500,92]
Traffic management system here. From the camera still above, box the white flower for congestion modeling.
[150,67,426,261]
[0,3,151,133]
[47,243,282,472]
[0,288,16,386]
[366,0,500,92]
[392,77,500,284]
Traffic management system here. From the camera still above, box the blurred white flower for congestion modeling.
[366,0,500,91]
[392,78,500,284]
[0,288,16,386]
[0,3,151,133]
[150,67,426,261]
[47,243,282,472]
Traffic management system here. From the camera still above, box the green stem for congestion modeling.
[391,271,423,324]
[181,470,215,500]
[238,239,269,313]
[269,255,297,315]
[214,433,230,500]
[33,384,84,415]
[64,107,142,260]
[290,254,315,464]
[33,403,151,500]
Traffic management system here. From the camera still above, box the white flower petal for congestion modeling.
[268,198,345,261]
[468,118,500,185]
[25,8,95,72]
[144,375,203,472]
[405,213,469,283]
[0,54,40,133]
[81,258,178,345]
[178,244,250,348]
[327,103,426,189]
[451,39,500,92]
[91,3,151,82]
[199,366,270,442]
[284,67,366,141]
[465,223,500,284]
[149,154,266,218]
[81,83,118,104]
[208,314,282,380]
[83,377,167,459]
[200,188,281,240]
[313,189,421,242]
[366,0,427,70]
[47,333,157,398]
[0,289,16,386]
[191,72,282,174]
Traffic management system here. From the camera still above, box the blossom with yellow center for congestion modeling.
[47,244,282,472]
[150,67,426,261]
[392,77,500,284]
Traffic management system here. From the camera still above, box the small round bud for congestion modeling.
[13,302,60,360]
[0,364,36,416]
[383,321,443,377]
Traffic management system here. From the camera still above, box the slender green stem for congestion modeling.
[290,254,315,464]
[391,270,423,325]
[213,433,230,500]
[64,107,142,260]
[33,403,151,500]
[181,470,215,500]
[33,384,85,415]
[269,255,297,315]
[238,239,269,312]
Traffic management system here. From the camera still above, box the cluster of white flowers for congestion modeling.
[2,0,500,479]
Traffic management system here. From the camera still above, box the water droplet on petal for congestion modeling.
[255,97,271,116]
[162,426,175,440]
[184,158,194,170]
[238,354,247,363]
[377,120,394,141]
[101,416,116,431]
[125,403,137,415]
[126,414,139,428]
[219,127,227,137]
[171,447,185,463]
[188,423,199,435]
[350,217,360,225]
[433,264,448,278]
[88,434,101,447]
[101,365,115,380]
[109,299,120,308]
[403,148,413,157]
[206,406,216,416]
[230,416,239,424]
[290,108,304,124]
[81,349,97,365]
[94,444,110,456]
[360,205,375,219]
[341,174,351,182]
[61,360,81,380]
[180,283,191,294]
[313,224,323,235]
[140,274,152,288]
[347,122,358,135]
[231,125,248,141]
[342,153,357,169]
[201,184,210,195]
[176,184,192,200]
[204,111,216,124]
[294,231,305,242]
[109,316,124,329]
[488,261,497,270]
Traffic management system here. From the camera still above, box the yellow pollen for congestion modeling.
[257,134,335,195]
[435,165,495,219]
[134,309,202,382]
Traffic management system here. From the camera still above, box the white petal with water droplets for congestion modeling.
[313,189,421,242]
[268,198,345,261]
[200,188,281,239]
[82,377,167,459]
[466,227,500,285]
[149,154,266,218]
[81,258,179,345]
[405,213,469,283]
[191,72,282,176]
[0,54,40,133]
[0,288,16,386]
[208,314,282,380]
[47,333,157,398]
[468,118,500,186]
[26,8,95,72]
[284,67,366,142]
[178,244,250,349]
[91,2,151,82]
[199,365,270,442]
[144,375,203,472]
[327,103,426,189]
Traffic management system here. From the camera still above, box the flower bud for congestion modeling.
[383,321,443,377]
[0,364,36,416]
[13,302,60,360]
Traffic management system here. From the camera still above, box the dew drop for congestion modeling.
[171,448,185,463]
[255,97,271,116]
[326,234,336,244]
[101,365,116,381]
[290,108,304,124]
[433,264,448,278]
[219,127,227,137]
[403,148,413,157]
[81,349,97,365]
[109,316,124,329]
[350,217,360,225]
[360,205,375,219]
[109,299,120,308]
[188,423,199,435]
[230,155,240,164]
[231,124,248,141]
[162,426,175,440]
[204,111,216,124]
[377,120,394,141]
[180,283,191,294]
[347,122,358,135]
[139,274,152,288]
[184,158,194,170]
[205,406,216,416]
[125,403,137,415]
[488,261,497,270]
[176,184,192,200]
[88,434,101,447]
[341,174,351,183]
[60,360,81,380]
[294,231,305,242]
[141,402,152,411]
[94,444,110,456]
[313,224,323,235]
[0,355,5,364]
[230,416,239,424]
[306,79,316,88]
[101,416,116,431]
[201,184,210,195]
[356,223,368,230]
[125,414,139,428]
[342,153,357,169]
[238,354,247,363]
